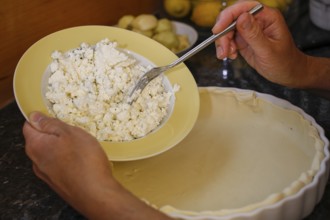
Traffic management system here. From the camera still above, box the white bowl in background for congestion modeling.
[171,21,198,55]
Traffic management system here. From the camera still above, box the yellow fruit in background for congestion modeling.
[191,1,221,27]
[191,0,228,7]
[259,0,280,9]
[259,0,291,11]
[153,31,179,49]
[164,0,191,18]
[155,18,173,33]
[117,15,135,29]
[190,0,201,7]
[132,28,154,38]
[226,0,238,7]
[131,14,158,31]
[276,0,289,11]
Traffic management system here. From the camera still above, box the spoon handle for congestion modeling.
[169,4,264,68]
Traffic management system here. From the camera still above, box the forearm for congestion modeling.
[289,54,330,99]
[23,112,172,220]
[305,56,330,91]
[279,50,330,93]
[80,179,172,220]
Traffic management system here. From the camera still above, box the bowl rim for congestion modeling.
[13,25,200,161]
[171,21,199,55]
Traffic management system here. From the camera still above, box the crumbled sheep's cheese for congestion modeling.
[46,38,178,142]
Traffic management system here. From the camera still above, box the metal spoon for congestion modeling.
[128,3,263,103]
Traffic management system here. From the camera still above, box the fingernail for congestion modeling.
[230,46,235,54]
[29,112,44,123]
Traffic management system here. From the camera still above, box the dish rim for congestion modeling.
[13,25,200,161]
[164,86,330,220]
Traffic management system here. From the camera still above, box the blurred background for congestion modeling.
[0,0,305,109]
[1,1,330,220]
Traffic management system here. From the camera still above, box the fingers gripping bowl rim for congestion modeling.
[13,25,199,161]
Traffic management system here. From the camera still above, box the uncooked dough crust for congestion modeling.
[113,87,325,217]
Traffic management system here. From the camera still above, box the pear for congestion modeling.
[155,18,173,33]
[131,14,158,31]
[117,15,135,29]
[164,0,191,18]
[153,31,179,50]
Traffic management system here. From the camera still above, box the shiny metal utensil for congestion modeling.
[128,4,263,103]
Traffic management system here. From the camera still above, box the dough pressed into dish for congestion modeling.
[113,87,326,218]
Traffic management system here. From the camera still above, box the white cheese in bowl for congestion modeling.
[45,38,178,142]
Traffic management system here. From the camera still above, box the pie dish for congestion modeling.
[113,87,329,219]
[13,25,199,161]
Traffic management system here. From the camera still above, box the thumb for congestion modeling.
[28,111,62,135]
[29,112,47,130]
[29,112,48,131]
[236,12,267,51]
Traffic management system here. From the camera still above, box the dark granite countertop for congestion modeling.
[1,1,330,219]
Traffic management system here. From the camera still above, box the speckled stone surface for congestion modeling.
[1,1,330,219]
[0,103,86,219]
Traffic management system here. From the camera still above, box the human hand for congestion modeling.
[23,111,115,217]
[23,112,172,219]
[212,1,308,88]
